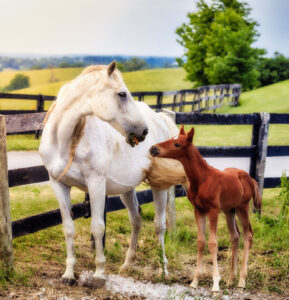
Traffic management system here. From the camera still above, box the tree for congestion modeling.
[3,74,30,92]
[176,0,265,90]
[123,57,148,72]
[257,52,289,87]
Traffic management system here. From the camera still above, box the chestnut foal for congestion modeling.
[150,126,262,292]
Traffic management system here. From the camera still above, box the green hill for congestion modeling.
[218,79,289,114]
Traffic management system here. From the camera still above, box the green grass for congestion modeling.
[217,79,289,114]
[4,184,288,295]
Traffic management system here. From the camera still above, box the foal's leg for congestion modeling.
[236,205,253,288]
[225,210,240,286]
[190,208,206,288]
[152,188,168,276]
[50,179,75,284]
[208,209,221,292]
[119,189,142,271]
[87,176,106,281]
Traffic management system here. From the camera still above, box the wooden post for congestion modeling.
[156,92,163,112]
[249,113,270,195]
[0,115,13,271]
[37,94,44,112]
[161,109,176,230]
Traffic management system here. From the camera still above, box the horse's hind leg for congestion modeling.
[152,188,168,276]
[225,210,240,286]
[50,179,75,284]
[87,176,106,282]
[119,189,142,272]
[236,205,253,288]
[191,208,206,289]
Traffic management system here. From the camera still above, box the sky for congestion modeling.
[0,0,288,57]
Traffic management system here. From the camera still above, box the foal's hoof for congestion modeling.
[61,277,76,286]
[119,263,131,273]
[88,277,106,288]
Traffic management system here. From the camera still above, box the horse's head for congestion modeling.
[150,125,194,159]
[85,61,148,147]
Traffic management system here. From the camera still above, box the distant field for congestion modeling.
[0,67,192,96]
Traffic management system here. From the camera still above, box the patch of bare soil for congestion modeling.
[1,264,288,300]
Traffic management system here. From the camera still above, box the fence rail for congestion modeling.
[0,83,241,117]
[2,111,287,240]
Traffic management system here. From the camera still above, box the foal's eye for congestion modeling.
[174,143,181,148]
[118,92,127,99]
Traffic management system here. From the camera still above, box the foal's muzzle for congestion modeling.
[150,146,160,157]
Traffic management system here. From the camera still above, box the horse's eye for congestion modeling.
[174,143,181,148]
[118,92,127,99]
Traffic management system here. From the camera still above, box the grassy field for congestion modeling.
[1,184,288,297]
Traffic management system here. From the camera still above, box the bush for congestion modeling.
[3,74,30,92]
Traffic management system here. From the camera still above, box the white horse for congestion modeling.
[39,62,186,285]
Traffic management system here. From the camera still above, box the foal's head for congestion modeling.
[150,125,195,159]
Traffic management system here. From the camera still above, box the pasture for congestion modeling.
[0,67,289,298]
[2,184,288,298]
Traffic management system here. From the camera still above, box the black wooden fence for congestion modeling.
[6,111,288,239]
[0,83,241,117]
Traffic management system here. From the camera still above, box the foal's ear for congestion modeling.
[179,125,185,135]
[187,127,195,143]
[107,60,117,76]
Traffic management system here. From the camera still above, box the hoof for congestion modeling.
[119,264,131,273]
[190,281,198,289]
[61,277,76,286]
[227,278,235,287]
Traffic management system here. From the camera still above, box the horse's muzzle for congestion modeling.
[127,128,148,147]
[150,146,160,157]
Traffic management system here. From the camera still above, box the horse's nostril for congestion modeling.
[143,128,148,136]
[150,146,159,156]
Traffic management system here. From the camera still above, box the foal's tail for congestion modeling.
[252,178,262,213]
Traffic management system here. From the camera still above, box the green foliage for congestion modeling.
[58,61,84,68]
[3,73,30,92]
[30,64,43,70]
[122,57,148,72]
[176,0,265,90]
[258,52,289,87]
[279,171,289,222]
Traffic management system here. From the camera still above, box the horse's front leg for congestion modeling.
[87,176,106,282]
[208,208,221,293]
[152,188,168,276]
[50,179,75,284]
[119,189,142,272]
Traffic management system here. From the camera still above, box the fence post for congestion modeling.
[0,115,13,272]
[37,94,44,112]
[156,92,163,112]
[249,113,270,195]
[161,109,176,230]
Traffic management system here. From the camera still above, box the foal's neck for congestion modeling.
[179,145,212,191]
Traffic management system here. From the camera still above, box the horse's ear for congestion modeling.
[179,125,185,135]
[107,60,117,76]
[187,127,195,143]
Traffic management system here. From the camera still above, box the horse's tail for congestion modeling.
[145,157,189,190]
[252,178,262,213]
[145,112,189,190]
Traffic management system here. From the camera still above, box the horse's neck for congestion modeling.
[47,100,91,156]
[179,145,211,191]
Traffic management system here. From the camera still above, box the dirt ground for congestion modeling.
[1,259,288,300]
